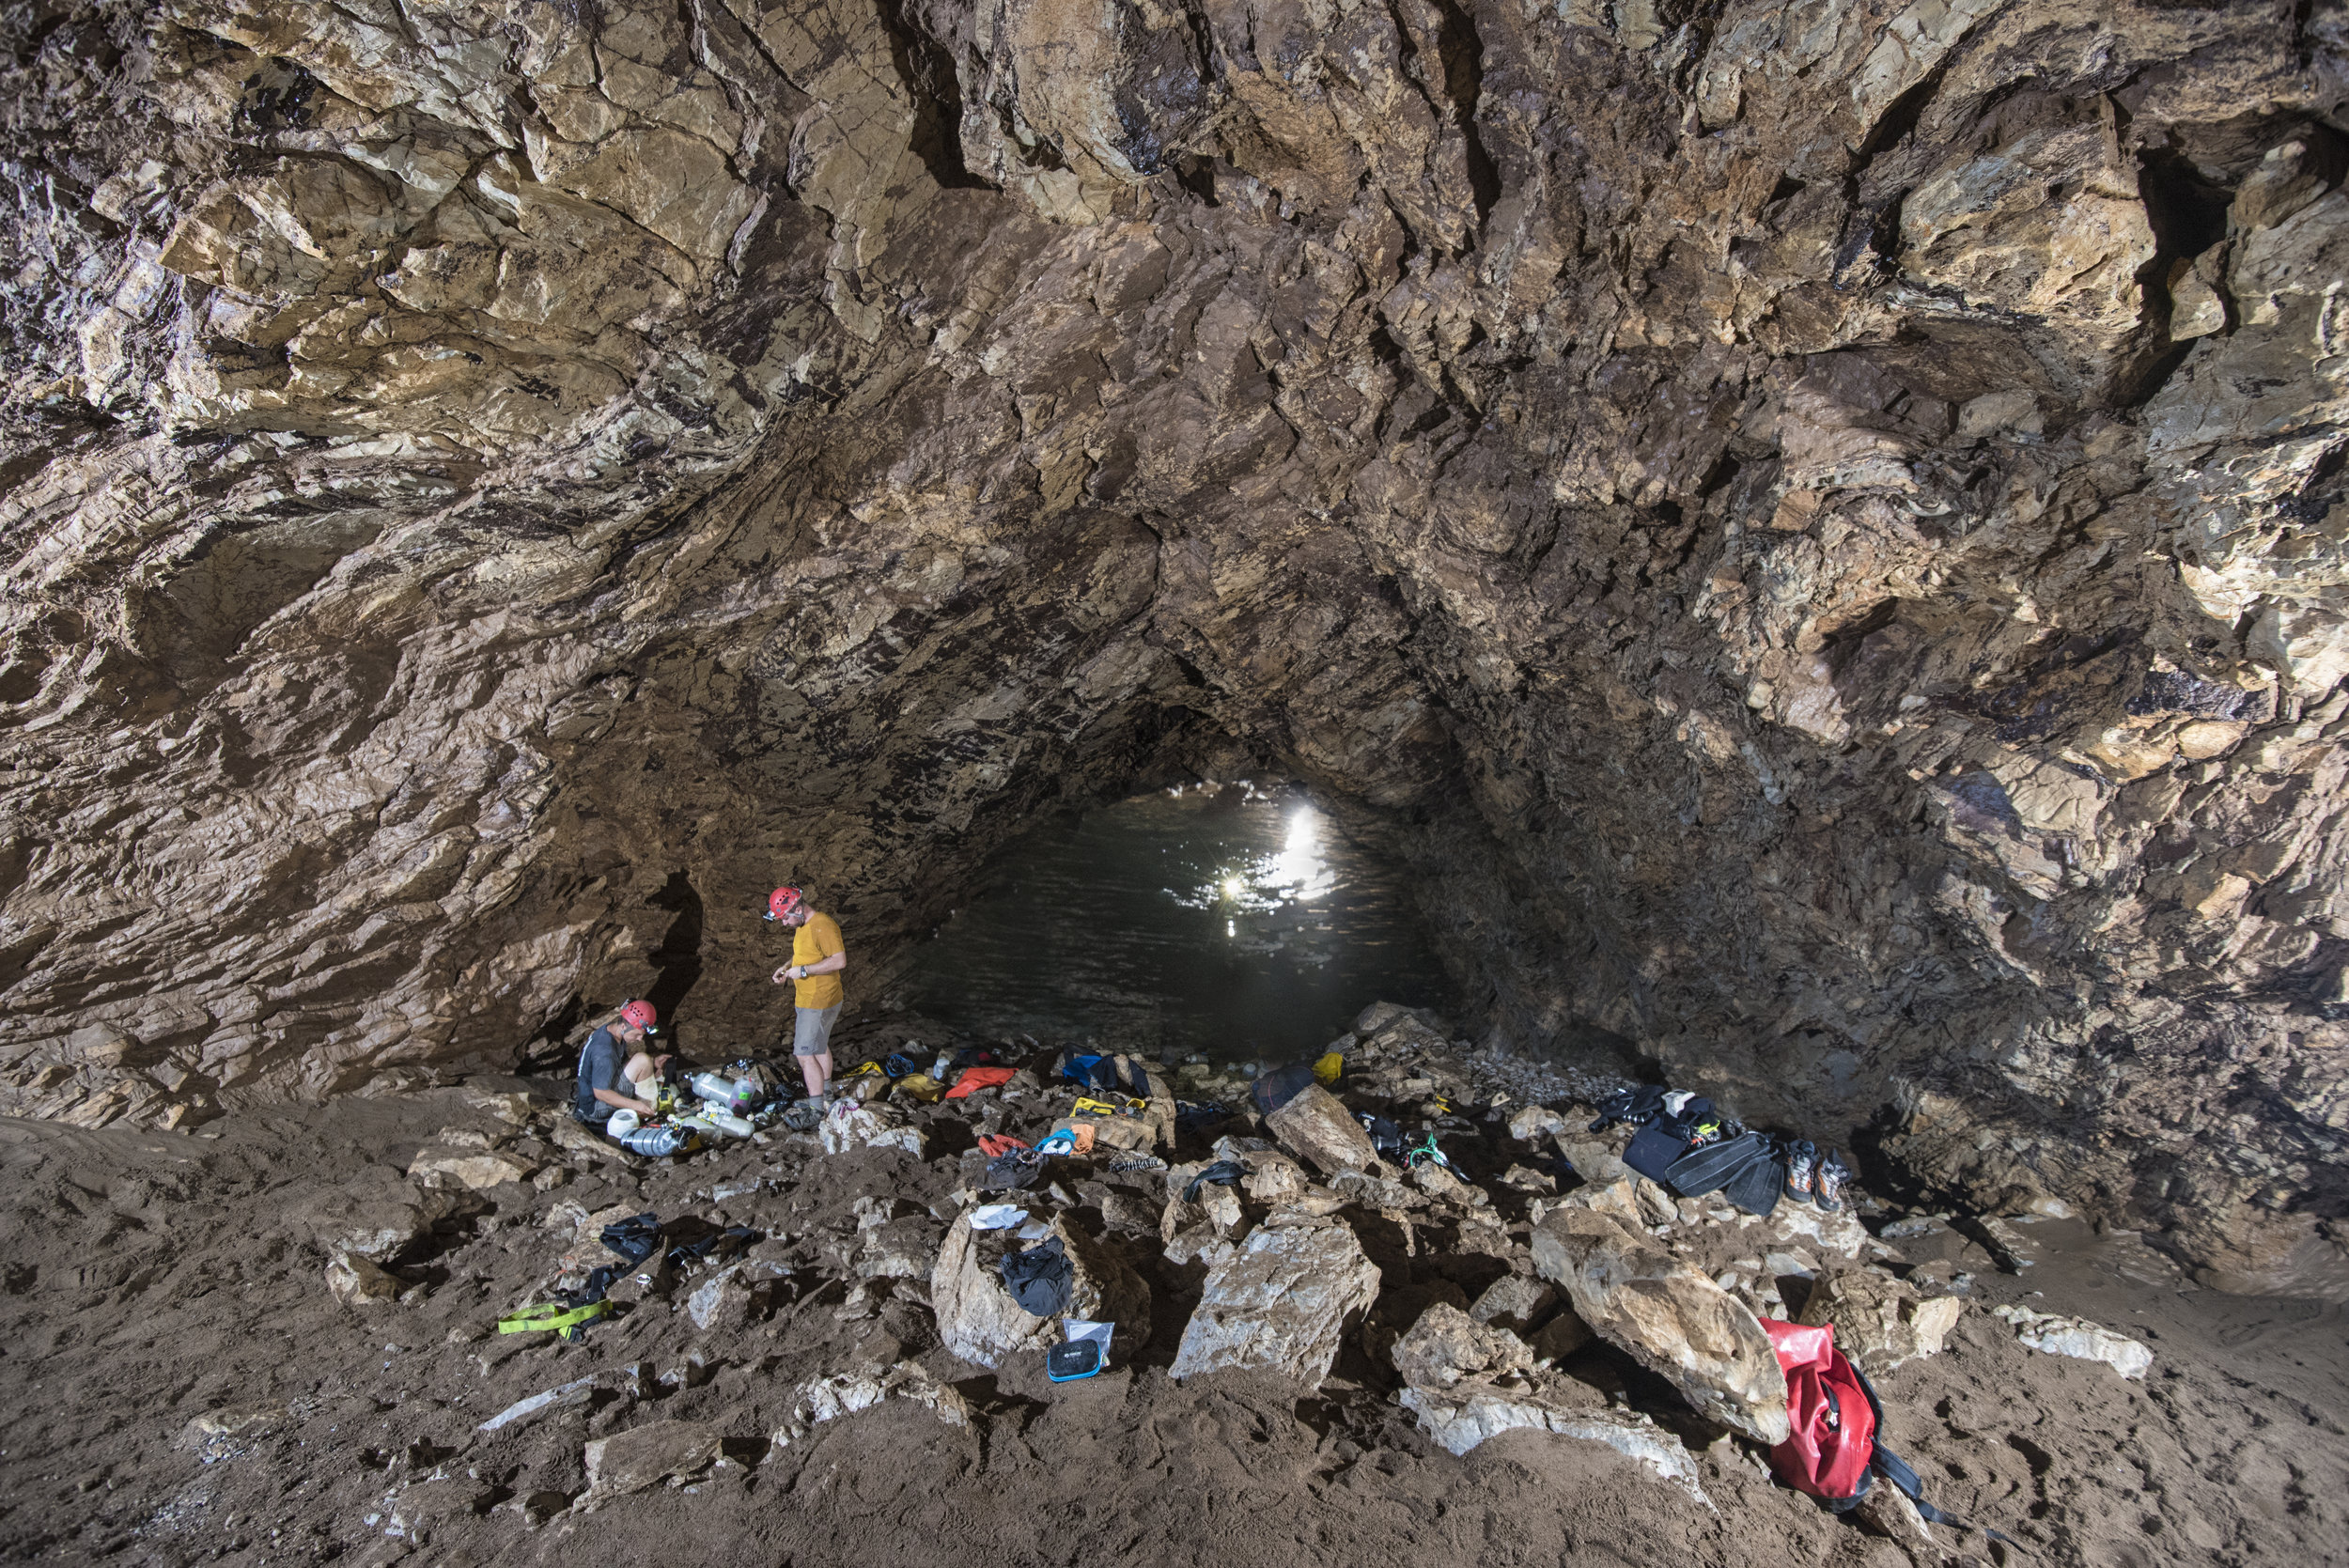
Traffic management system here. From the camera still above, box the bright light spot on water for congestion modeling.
[1177,799,1339,911]
[1226,918,1236,938]
[1269,806,1334,902]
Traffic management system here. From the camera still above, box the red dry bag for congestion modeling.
[1762,1318,1997,1540]
[1762,1318,1876,1500]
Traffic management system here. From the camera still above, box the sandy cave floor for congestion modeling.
[0,1057,2343,1568]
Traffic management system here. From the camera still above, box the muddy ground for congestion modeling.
[1,1033,2343,1568]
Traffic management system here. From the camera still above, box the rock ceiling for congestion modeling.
[1,0,2344,1289]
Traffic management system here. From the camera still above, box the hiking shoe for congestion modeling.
[1816,1148,1852,1211]
[1783,1140,1819,1205]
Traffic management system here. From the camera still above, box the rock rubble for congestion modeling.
[8,999,2342,1567]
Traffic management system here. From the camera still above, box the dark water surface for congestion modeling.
[902,784,1456,1064]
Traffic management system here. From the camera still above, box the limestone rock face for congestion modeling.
[3,0,2346,1291]
[1532,1207,1790,1444]
[1171,1215,1380,1388]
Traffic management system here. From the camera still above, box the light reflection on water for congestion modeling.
[901,782,1455,1064]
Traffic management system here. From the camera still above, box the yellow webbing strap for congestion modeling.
[497,1300,609,1337]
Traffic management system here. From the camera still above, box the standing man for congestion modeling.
[768,886,846,1100]
[572,1000,664,1126]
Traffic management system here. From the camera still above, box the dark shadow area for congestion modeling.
[645,869,706,1029]
[513,991,586,1075]
[1431,0,1501,225]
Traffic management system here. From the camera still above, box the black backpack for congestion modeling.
[1251,1063,1318,1117]
[1622,1096,1719,1183]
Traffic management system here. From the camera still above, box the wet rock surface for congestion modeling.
[0,1,2344,1297]
[0,1015,2342,1565]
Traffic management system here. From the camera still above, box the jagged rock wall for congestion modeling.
[2,1,2344,1290]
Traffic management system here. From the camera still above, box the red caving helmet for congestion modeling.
[766,886,805,922]
[619,1000,658,1033]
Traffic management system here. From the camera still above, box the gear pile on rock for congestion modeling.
[247,1001,2173,1551]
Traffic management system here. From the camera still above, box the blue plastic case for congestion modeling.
[1046,1340,1105,1381]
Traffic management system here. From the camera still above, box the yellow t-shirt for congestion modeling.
[791,911,845,1009]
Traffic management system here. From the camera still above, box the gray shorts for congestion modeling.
[792,1003,841,1057]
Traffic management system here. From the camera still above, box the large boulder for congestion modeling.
[1551,1136,1629,1186]
[1410,1160,1488,1208]
[1142,1067,1177,1150]
[1755,1201,1879,1262]
[685,1260,787,1332]
[551,1118,641,1165]
[465,1090,537,1125]
[1262,1083,1384,1176]
[1508,1105,1569,1142]
[930,1212,1150,1368]
[1230,1147,1312,1204]
[1532,1207,1790,1444]
[1797,1270,1963,1371]
[1546,1174,1646,1230]
[1170,1215,1380,1388]
[857,1218,943,1281]
[296,1177,484,1264]
[1330,1168,1428,1211]
[321,1200,431,1265]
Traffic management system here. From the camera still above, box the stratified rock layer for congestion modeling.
[3,2,2346,1289]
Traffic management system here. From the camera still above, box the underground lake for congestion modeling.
[898,781,1457,1066]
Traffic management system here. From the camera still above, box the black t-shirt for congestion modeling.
[573,1027,627,1123]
